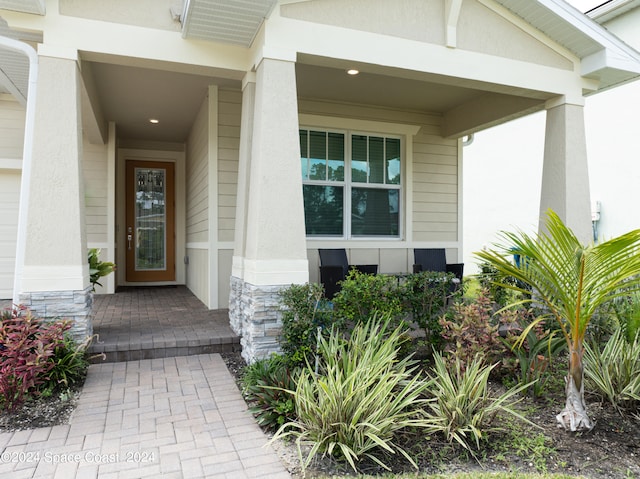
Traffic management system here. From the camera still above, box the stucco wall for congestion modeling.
[281,0,572,70]
[59,0,181,32]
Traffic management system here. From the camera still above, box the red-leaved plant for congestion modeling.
[0,306,70,410]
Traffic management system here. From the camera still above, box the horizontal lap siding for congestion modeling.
[0,171,20,298]
[0,96,25,159]
[186,98,210,305]
[218,89,240,242]
[0,97,25,298]
[186,100,209,244]
[412,130,458,242]
[83,140,108,243]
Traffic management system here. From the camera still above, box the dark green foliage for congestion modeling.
[332,269,405,327]
[401,270,456,347]
[0,307,69,410]
[43,334,90,392]
[88,248,115,291]
[241,354,299,431]
[278,282,337,366]
[478,261,524,308]
[503,315,566,399]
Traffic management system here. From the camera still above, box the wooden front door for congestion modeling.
[125,160,175,282]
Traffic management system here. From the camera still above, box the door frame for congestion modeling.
[116,148,186,286]
[125,160,176,282]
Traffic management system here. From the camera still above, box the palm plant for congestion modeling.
[476,209,640,431]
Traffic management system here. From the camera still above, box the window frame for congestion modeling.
[300,126,404,240]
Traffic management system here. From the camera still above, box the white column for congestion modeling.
[243,57,308,286]
[231,73,256,279]
[539,97,592,244]
[17,49,92,339]
[230,56,309,363]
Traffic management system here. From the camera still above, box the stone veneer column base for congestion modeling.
[18,286,94,342]
[229,276,284,364]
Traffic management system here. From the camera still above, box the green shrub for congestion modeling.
[88,248,115,291]
[423,352,534,453]
[273,316,433,473]
[241,354,299,431]
[0,307,69,410]
[504,315,565,399]
[584,327,640,412]
[43,334,90,392]
[332,270,405,328]
[278,282,337,366]
[401,270,455,347]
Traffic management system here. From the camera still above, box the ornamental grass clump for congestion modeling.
[584,328,640,412]
[423,352,535,453]
[272,316,433,474]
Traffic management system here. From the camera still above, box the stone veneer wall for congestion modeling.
[18,286,94,342]
[229,276,284,364]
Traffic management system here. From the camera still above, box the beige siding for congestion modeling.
[185,97,211,305]
[300,99,461,278]
[82,138,109,244]
[218,89,240,242]
[186,247,209,303]
[0,97,25,298]
[218,249,233,309]
[0,171,20,298]
[412,128,458,242]
[0,96,25,158]
[186,100,209,244]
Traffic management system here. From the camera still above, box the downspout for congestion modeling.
[0,36,39,306]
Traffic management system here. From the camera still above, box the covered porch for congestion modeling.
[88,287,239,363]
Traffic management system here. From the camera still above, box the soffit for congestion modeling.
[0,0,44,15]
[181,0,277,47]
[0,20,41,100]
[494,0,605,58]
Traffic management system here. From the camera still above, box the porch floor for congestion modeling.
[89,286,241,362]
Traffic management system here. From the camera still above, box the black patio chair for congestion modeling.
[318,249,378,299]
[413,248,464,291]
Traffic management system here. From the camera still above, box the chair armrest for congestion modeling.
[445,263,464,281]
[353,264,378,275]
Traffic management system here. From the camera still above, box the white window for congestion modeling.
[300,128,401,238]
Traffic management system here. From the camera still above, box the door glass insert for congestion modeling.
[134,167,166,271]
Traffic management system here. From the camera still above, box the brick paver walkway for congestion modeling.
[0,354,291,479]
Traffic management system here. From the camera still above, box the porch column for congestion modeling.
[231,56,309,363]
[17,49,92,340]
[229,73,255,335]
[539,97,592,243]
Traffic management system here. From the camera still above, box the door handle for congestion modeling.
[127,234,132,250]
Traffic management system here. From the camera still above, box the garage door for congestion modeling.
[0,170,20,299]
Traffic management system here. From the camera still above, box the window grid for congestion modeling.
[301,128,402,239]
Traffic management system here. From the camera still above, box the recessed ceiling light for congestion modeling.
[149,118,159,124]
[347,69,359,75]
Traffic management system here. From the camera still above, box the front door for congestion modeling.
[125,160,175,282]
